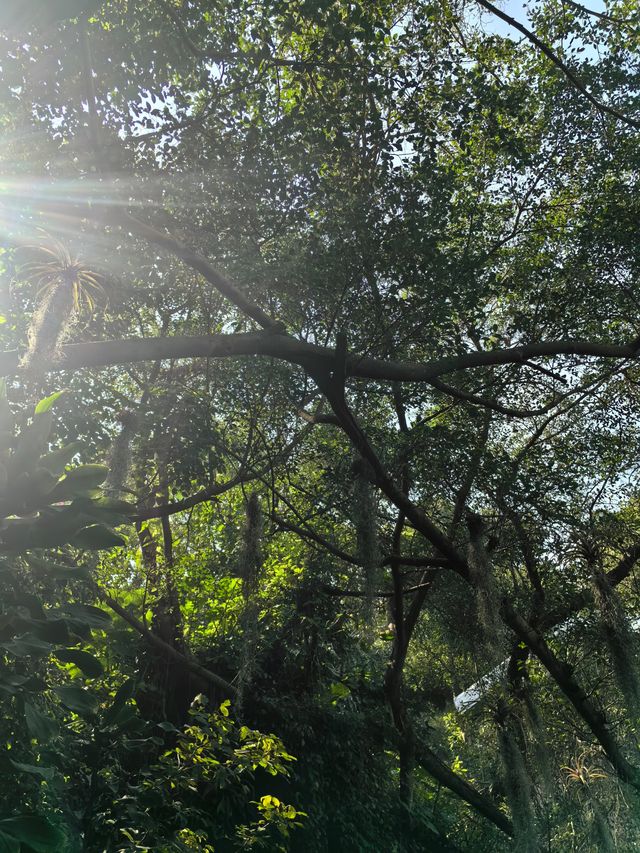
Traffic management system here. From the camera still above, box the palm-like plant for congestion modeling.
[19,232,102,369]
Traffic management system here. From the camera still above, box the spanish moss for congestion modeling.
[22,277,74,371]
[237,493,264,707]
[590,799,616,853]
[496,701,539,853]
[467,512,502,653]
[104,409,138,497]
[352,458,380,633]
[521,686,554,798]
[584,538,640,717]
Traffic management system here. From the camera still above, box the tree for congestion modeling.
[1,0,640,849]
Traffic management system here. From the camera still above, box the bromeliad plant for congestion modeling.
[18,233,103,371]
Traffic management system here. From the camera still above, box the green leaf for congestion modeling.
[30,618,71,645]
[62,617,92,641]
[73,524,125,549]
[63,603,111,628]
[25,468,60,500]
[34,390,67,415]
[54,648,103,678]
[24,702,59,742]
[26,555,91,582]
[102,678,135,726]
[0,674,46,696]
[54,685,98,715]
[39,441,83,476]
[49,464,109,501]
[0,831,19,853]
[9,759,56,781]
[9,412,53,478]
[0,674,31,696]
[92,497,136,515]
[1,635,52,657]
[0,816,65,852]
[104,704,139,731]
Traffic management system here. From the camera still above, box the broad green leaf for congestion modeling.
[0,674,46,695]
[102,678,135,726]
[54,685,98,715]
[73,524,125,549]
[34,390,67,415]
[0,831,19,853]
[0,816,65,852]
[63,603,111,628]
[54,647,103,678]
[25,468,60,501]
[26,556,91,582]
[29,618,71,645]
[103,704,139,731]
[92,497,136,515]
[9,411,53,478]
[49,464,109,501]
[9,759,56,781]
[24,702,59,742]
[1,635,52,657]
[39,441,83,476]
[62,617,92,641]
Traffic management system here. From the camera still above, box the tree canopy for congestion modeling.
[1,0,640,849]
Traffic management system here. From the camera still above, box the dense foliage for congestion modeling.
[1,0,640,849]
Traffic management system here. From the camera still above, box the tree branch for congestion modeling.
[502,599,640,788]
[1,333,638,383]
[98,587,237,698]
[111,211,283,331]
[475,0,640,130]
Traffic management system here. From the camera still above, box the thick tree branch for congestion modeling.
[1,333,638,383]
[316,372,470,577]
[112,211,282,331]
[502,600,640,788]
[274,514,361,565]
[538,543,640,633]
[429,377,557,417]
[98,588,237,698]
[414,743,513,836]
[134,471,252,520]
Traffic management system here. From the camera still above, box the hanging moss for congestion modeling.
[520,685,554,799]
[22,276,75,371]
[236,493,264,707]
[582,537,640,717]
[352,458,380,633]
[590,799,616,853]
[104,409,138,497]
[466,512,501,652]
[239,492,263,600]
[496,701,539,853]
